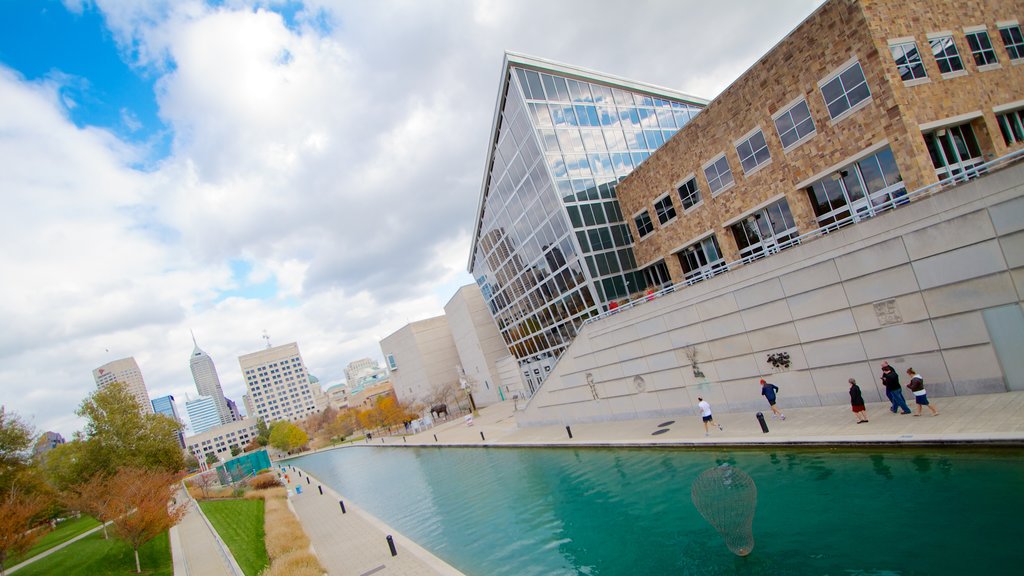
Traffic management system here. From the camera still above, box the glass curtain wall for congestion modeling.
[470,63,702,394]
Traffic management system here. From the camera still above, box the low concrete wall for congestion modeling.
[519,164,1024,427]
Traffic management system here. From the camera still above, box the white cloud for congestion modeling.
[0,0,823,436]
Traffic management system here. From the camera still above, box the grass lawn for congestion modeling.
[11,530,171,576]
[6,515,102,567]
[199,498,268,576]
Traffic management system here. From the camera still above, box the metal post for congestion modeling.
[566,426,573,439]
[433,434,437,442]
[403,436,406,443]
[306,476,310,484]
[386,535,397,556]
[381,438,385,444]
[480,431,485,441]
[339,500,346,514]
[318,485,323,495]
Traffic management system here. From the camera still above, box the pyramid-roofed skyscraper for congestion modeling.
[468,52,707,395]
[189,334,231,425]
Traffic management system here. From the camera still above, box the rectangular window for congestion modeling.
[634,210,654,238]
[730,199,800,263]
[735,129,771,173]
[386,354,397,371]
[703,154,735,194]
[804,146,907,229]
[930,35,965,74]
[677,176,702,210]
[965,29,998,66]
[820,61,871,120]
[1000,24,1024,60]
[997,109,1024,145]
[923,122,984,180]
[890,41,927,81]
[774,99,816,149]
[653,195,676,224]
[677,235,728,284]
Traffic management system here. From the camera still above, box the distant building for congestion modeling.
[189,336,231,425]
[239,342,320,424]
[184,418,261,463]
[226,398,243,421]
[326,384,349,410]
[343,358,389,394]
[32,431,65,458]
[380,315,461,405]
[92,357,153,414]
[242,394,256,421]
[151,394,185,448]
[349,381,398,411]
[186,395,221,435]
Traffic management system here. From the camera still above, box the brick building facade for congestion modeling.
[617,0,1024,287]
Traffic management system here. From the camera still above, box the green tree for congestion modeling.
[255,419,270,447]
[0,407,34,494]
[206,452,219,466]
[268,422,308,452]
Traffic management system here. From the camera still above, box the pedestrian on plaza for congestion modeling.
[881,361,912,414]
[759,379,785,420]
[697,397,723,437]
[906,368,939,416]
[849,378,868,423]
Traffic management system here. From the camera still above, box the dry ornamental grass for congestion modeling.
[248,488,324,576]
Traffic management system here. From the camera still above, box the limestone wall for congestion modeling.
[518,164,1024,426]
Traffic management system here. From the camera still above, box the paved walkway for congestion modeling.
[282,471,464,576]
[170,489,242,576]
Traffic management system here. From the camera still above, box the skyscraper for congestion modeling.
[189,335,230,425]
[185,395,221,435]
[92,357,154,414]
[239,342,318,424]
[151,395,185,448]
[469,52,707,394]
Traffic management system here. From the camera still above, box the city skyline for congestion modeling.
[0,0,823,437]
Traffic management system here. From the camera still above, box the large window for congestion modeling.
[730,199,799,263]
[634,210,654,238]
[677,176,701,210]
[736,129,771,173]
[653,194,676,225]
[890,41,927,81]
[999,24,1024,61]
[703,154,734,195]
[997,109,1024,146]
[805,146,906,229]
[820,61,871,120]
[924,123,984,180]
[774,99,816,150]
[965,29,998,67]
[677,235,728,284]
[929,35,965,74]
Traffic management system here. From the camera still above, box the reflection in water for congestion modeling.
[912,455,932,475]
[691,464,757,556]
[870,454,893,480]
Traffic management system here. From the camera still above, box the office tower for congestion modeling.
[239,342,318,424]
[189,336,231,425]
[151,395,185,448]
[93,357,154,414]
[186,395,221,435]
[226,398,242,421]
[469,52,707,395]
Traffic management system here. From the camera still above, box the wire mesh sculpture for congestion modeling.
[690,463,757,556]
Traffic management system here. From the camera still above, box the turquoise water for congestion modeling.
[289,446,1024,575]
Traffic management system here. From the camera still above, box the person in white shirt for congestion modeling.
[697,397,723,436]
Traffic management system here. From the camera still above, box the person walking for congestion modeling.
[849,378,868,423]
[881,361,911,414]
[760,379,785,420]
[697,397,723,436]
[906,368,939,416]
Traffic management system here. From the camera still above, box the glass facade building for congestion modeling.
[469,53,707,395]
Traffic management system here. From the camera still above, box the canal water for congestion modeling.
[289,446,1024,575]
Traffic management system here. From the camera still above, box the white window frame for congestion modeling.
[652,192,677,226]
[964,26,1000,71]
[702,152,735,196]
[772,96,817,151]
[926,31,968,78]
[818,56,872,122]
[673,233,729,285]
[888,37,929,85]
[676,174,702,212]
[734,126,772,175]
[997,20,1024,63]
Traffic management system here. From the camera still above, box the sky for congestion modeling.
[0,0,824,438]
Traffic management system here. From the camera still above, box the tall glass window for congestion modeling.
[805,146,906,229]
[677,235,728,284]
[930,35,965,74]
[730,199,799,263]
[997,109,1024,146]
[924,123,984,179]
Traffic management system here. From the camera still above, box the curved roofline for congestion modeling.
[467,51,710,272]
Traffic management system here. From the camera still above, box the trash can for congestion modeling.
[296,485,303,494]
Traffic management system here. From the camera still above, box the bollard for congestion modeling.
[386,535,397,556]
[381,438,385,444]
[433,434,437,442]
[403,436,406,443]
[756,412,770,434]
[480,431,485,441]
[306,476,310,484]
[318,485,323,495]
[566,425,573,439]
[298,470,302,477]
[339,500,347,514]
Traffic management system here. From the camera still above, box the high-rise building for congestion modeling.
[92,357,154,414]
[189,335,231,425]
[185,395,221,435]
[468,53,708,395]
[239,342,319,424]
[151,395,185,448]
[32,431,65,458]
[226,398,242,421]
[242,394,256,421]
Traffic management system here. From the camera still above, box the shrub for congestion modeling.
[259,549,322,576]
[248,473,281,490]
